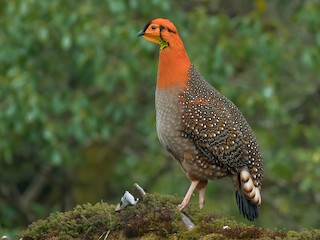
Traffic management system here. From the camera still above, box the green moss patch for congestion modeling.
[19,193,320,240]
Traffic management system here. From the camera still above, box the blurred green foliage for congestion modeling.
[0,0,319,236]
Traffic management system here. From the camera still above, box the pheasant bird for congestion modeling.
[138,18,263,221]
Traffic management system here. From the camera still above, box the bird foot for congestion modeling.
[178,180,199,211]
[178,202,187,211]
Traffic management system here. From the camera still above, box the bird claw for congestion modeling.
[177,204,185,211]
[178,199,189,211]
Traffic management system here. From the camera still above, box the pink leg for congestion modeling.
[178,180,199,211]
[199,187,206,209]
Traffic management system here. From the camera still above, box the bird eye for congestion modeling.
[151,25,157,30]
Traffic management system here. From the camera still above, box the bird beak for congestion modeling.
[137,29,145,37]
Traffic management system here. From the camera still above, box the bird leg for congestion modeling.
[197,180,207,209]
[178,180,199,211]
[199,187,205,209]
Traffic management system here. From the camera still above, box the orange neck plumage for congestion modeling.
[157,35,191,89]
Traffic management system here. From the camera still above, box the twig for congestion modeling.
[98,232,105,240]
[180,212,195,230]
[98,229,110,240]
[134,183,146,196]
[104,230,110,240]
[81,226,92,240]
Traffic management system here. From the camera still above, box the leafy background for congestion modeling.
[0,0,319,237]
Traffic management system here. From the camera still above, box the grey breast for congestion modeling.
[155,86,194,163]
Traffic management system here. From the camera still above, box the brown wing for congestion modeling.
[180,65,263,187]
[180,93,246,174]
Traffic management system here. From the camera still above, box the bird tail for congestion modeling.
[233,170,261,221]
[235,190,259,221]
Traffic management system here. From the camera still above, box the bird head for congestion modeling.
[138,18,190,89]
[138,18,178,50]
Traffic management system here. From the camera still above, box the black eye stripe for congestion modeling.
[167,28,176,34]
[159,25,176,34]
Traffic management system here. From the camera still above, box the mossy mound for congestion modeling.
[19,193,320,240]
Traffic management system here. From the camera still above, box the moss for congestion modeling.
[19,202,117,240]
[19,193,320,240]
[286,229,320,240]
[116,193,181,238]
[174,213,286,240]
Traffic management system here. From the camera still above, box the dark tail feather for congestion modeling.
[235,191,259,221]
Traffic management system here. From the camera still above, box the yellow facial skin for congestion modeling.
[143,34,169,49]
[138,23,169,50]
